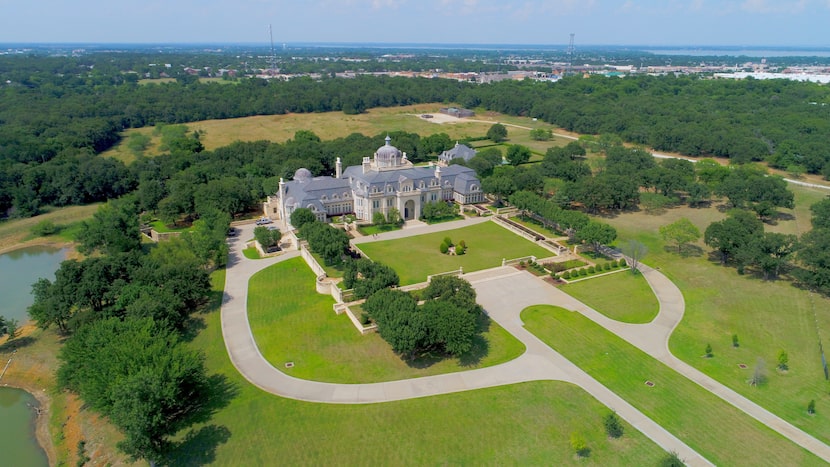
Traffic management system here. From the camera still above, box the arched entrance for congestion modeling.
[404,200,415,220]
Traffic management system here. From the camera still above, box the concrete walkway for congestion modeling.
[220,219,830,464]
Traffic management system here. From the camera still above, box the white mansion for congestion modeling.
[265,136,484,224]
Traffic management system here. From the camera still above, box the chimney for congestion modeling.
[336,157,342,179]
[362,156,371,174]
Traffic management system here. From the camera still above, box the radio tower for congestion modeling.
[566,33,575,76]
[268,24,276,75]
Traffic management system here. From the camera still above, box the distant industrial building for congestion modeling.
[439,107,475,118]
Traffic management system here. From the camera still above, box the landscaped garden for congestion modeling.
[169,268,671,465]
[357,221,553,285]
[521,304,821,466]
[561,269,659,323]
[247,257,525,383]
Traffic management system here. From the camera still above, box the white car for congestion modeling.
[255,217,273,225]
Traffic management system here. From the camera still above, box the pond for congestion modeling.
[0,386,49,466]
[0,245,67,323]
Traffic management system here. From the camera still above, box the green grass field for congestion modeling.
[562,270,659,323]
[602,185,830,444]
[0,204,101,253]
[357,221,553,284]
[521,305,821,466]
[170,268,669,465]
[248,257,525,383]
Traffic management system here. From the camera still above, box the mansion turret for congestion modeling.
[265,136,483,224]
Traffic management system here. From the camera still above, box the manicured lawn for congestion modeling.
[242,247,261,259]
[358,221,554,284]
[562,270,659,323]
[522,305,821,466]
[248,257,525,383]
[149,220,193,233]
[171,268,669,465]
[357,223,403,236]
[603,186,830,444]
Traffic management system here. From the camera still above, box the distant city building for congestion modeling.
[266,136,483,224]
[439,107,475,118]
[438,142,477,165]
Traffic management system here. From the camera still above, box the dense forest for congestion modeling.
[2,54,830,220]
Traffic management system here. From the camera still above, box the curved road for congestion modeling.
[221,220,830,464]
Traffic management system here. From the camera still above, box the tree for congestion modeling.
[372,211,387,225]
[343,258,399,299]
[529,127,552,141]
[481,174,516,206]
[744,232,797,279]
[290,208,317,229]
[575,221,617,253]
[182,208,231,268]
[749,358,767,386]
[76,196,141,256]
[300,221,350,266]
[810,198,830,230]
[659,217,701,253]
[486,123,508,142]
[57,317,210,463]
[808,400,816,415]
[603,411,624,438]
[506,144,531,166]
[704,210,763,265]
[795,228,830,294]
[254,226,281,250]
[705,343,713,358]
[620,239,647,274]
[387,207,402,226]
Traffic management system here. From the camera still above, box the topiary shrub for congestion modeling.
[588,265,595,274]
[619,258,627,267]
[603,262,611,271]
[562,270,571,279]
[440,242,449,254]
[579,268,588,277]
[443,237,453,248]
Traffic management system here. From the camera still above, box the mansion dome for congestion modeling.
[293,167,313,182]
[374,135,403,168]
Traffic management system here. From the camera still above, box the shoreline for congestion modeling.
[0,237,76,258]
[1,379,57,466]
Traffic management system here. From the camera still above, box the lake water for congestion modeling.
[0,245,67,323]
[0,387,49,466]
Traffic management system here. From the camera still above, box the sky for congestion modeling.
[1,0,829,47]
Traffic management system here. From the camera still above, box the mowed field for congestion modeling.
[169,269,670,465]
[601,183,830,445]
[101,104,573,163]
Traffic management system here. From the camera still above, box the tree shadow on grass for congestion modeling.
[0,336,36,352]
[165,424,231,466]
[662,244,704,258]
[180,316,207,342]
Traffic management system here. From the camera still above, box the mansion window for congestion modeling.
[373,200,379,209]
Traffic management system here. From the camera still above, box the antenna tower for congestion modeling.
[268,24,276,74]
[566,33,575,76]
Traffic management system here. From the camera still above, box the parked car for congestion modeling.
[255,217,273,225]
[227,227,239,237]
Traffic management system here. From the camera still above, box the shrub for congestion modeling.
[562,271,571,279]
[550,272,559,279]
[778,350,789,371]
[604,411,624,438]
[588,265,595,274]
[603,262,611,271]
[579,268,588,277]
[443,237,453,247]
[570,431,589,457]
[660,451,684,467]
[619,258,627,267]
[519,260,526,267]
[808,399,816,414]
[31,220,59,236]
[458,240,466,249]
[440,242,449,254]
[732,334,740,348]
[705,343,713,358]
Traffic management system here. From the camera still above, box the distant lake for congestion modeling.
[0,246,67,323]
[0,387,49,466]
[644,48,830,57]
